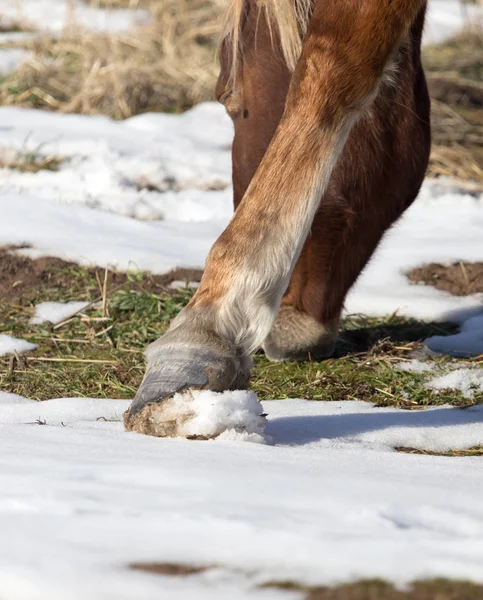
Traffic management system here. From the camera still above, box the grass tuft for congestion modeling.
[0,150,63,172]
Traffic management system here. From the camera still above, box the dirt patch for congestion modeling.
[0,245,203,304]
[408,261,483,296]
[129,562,211,576]
[264,579,483,600]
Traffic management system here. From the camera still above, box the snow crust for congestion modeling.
[0,395,483,599]
[168,389,267,442]
[30,301,91,325]
[427,368,483,398]
[0,334,37,357]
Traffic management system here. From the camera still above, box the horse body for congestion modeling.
[125,0,431,436]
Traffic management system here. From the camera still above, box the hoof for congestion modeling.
[263,305,337,362]
[124,389,267,441]
[124,330,251,437]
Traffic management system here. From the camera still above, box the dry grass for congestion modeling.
[0,148,62,172]
[397,446,483,457]
[424,30,483,183]
[0,0,224,118]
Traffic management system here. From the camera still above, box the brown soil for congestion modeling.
[397,446,483,457]
[2,247,481,308]
[266,579,483,600]
[408,261,483,296]
[129,562,210,576]
[0,245,203,304]
[127,566,483,600]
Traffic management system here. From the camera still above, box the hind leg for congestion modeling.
[264,62,431,361]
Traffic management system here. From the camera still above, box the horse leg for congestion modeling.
[264,31,431,360]
[218,4,344,362]
[126,0,428,434]
[219,2,430,363]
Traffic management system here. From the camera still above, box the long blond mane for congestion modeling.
[221,0,313,84]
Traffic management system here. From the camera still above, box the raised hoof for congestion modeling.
[263,305,338,362]
[124,334,250,437]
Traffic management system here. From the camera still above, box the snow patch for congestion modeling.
[426,368,483,399]
[0,334,37,357]
[0,394,127,425]
[30,301,91,325]
[169,280,200,290]
[0,48,30,76]
[0,391,34,405]
[396,359,435,374]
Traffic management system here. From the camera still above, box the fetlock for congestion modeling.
[263,305,338,362]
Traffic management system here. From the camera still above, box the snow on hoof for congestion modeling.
[124,389,267,442]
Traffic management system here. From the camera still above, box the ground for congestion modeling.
[0,1,483,599]
[1,248,483,411]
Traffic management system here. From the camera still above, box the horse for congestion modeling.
[124,0,431,436]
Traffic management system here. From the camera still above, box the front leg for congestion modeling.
[125,0,426,436]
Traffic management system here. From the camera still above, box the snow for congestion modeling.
[0,104,233,221]
[30,301,92,325]
[427,368,483,398]
[0,394,483,599]
[1,0,149,35]
[424,0,483,45]
[169,280,200,290]
[162,389,267,442]
[426,315,483,357]
[0,334,37,357]
[396,359,435,374]
[0,48,30,76]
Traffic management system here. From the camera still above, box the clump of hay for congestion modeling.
[0,0,224,119]
[424,30,483,184]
